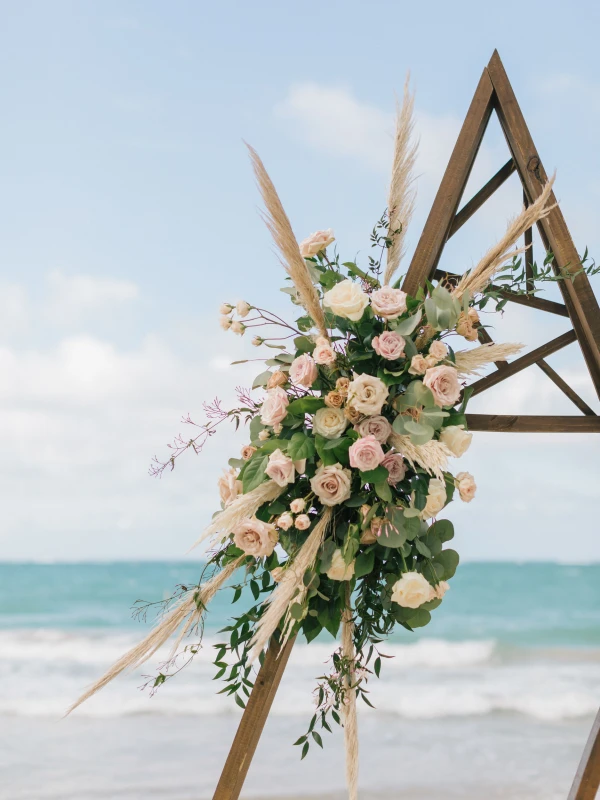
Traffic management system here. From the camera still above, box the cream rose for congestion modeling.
[349,434,385,472]
[423,365,461,407]
[326,549,355,581]
[455,471,477,502]
[323,279,369,322]
[290,498,306,513]
[236,300,251,317]
[260,387,289,426]
[348,373,389,416]
[299,228,335,257]
[372,330,406,361]
[277,512,294,530]
[313,337,336,366]
[258,429,270,441]
[421,477,447,519]
[440,425,472,457]
[233,517,278,557]
[218,468,242,507]
[310,463,352,506]
[294,514,311,530]
[289,354,318,387]
[428,340,448,362]
[312,406,348,439]
[408,354,428,375]
[265,449,296,487]
[391,572,434,608]
[370,287,408,319]
[381,452,406,485]
[434,580,450,600]
[355,415,392,444]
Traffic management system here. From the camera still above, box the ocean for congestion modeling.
[1,561,599,799]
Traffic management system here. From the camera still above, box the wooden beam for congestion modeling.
[466,414,600,433]
[447,158,516,239]
[535,360,596,416]
[469,330,577,397]
[568,708,600,800]
[523,191,534,293]
[402,69,495,296]
[213,636,295,800]
[488,50,600,398]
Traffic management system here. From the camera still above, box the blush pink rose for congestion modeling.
[372,330,406,361]
[265,449,296,487]
[310,463,352,506]
[455,471,477,502]
[218,468,242,507]
[423,365,461,407]
[370,287,408,319]
[313,336,336,366]
[299,229,335,257]
[381,452,406,485]
[260,387,289,426]
[349,434,385,472]
[289,354,318,387]
[355,415,392,444]
[294,514,311,530]
[233,518,278,557]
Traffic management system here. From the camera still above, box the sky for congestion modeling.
[0,0,599,562]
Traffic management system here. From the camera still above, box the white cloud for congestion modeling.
[0,282,29,337]
[46,270,139,326]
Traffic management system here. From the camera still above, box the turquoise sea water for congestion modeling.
[1,561,599,799]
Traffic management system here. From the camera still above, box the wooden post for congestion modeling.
[212,635,295,800]
[568,709,600,800]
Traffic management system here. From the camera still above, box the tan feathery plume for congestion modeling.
[383,74,418,287]
[341,584,359,800]
[389,433,453,479]
[246,143,329,338]
[454,342,524,376]
[249,508,332,661]
[66,556,244,715]
[188,480,284,552]
[453,176,556,299]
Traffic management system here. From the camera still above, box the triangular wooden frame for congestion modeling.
[211,52,600,800]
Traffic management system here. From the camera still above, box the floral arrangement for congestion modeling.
[69,82,561,799]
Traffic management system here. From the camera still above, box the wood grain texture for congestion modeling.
[212,636,295,800]
[448,158,516,239]
[402,69,495,296]
[568,708,600,800]
[488,49,600,398]
[465,414,600,433]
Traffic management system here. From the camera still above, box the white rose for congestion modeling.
[323,279,369,321]
[326,549,355,581]
[348,373,389,416]
[391,572,434,608]
[310,463,352,506]
[299,229,335,257]
[421,477,447,520]
[455,471,477,502]
[440,425,472,457]
[312,406,348,439]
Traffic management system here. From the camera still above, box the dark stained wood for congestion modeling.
[535,359,596,416]
[402,69,495,296]
[447,158,516,239]
[524,191,534,293]
[466,414,600,433]
[469,330,577,397]
[213,636,295,800]
[488,49,600,398]
[568,708,600,800]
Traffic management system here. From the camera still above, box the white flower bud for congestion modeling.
[252,336,264,347]
[219,315,232,331]
[219,303,233,314]
[236,300,251,317]
[231,321,245,335]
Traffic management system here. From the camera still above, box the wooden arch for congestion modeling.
[212,51,600,800]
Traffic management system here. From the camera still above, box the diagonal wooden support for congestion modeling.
[448,158,516,239]
[568,709,600,800]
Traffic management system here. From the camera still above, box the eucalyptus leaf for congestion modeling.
[391,308,422,335]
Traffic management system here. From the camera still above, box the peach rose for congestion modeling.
[290,498,306,513]
[348,373,389,416]
[344,404,363,424]
[313,406,348,439]
[456,310,479,341]
[336,377,350,396]
[241,445,257,460]
[260,387,289,426]
[355,415,392,444]
[370,287,408,319]
[323,279,369,321]
[313,337,336,366]
[440,425,472,457]
[326,549,355,581]
[428,340,448,362]
[434,580,450,600]
[422,477,447,520]
[391,572,434,608]
[381,452,406,485]
[349,434,385,472]
[299,228,335,257]
[324,390,344,409]
[310,463,352,506]
[423,365,461,407]
[265,449,296,487]
[455,471,477,502]
[289,354,318,387]
[267,370,287,389]
[295,514,311,530]
[233,517,278,557]
[277,512,294,530]
[372,330,406,361]
[218,468,242,507]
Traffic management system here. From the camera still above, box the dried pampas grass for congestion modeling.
[341,586,359,800]
[454,342,524,376]
[246,144,329,338]
[66,556,244,715]
[389,433,453,479]
[189,480,284,552]
[453,176,556,299]
[384,75,418,287]
[249,509,332,662]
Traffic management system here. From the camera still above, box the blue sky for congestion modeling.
[1,0,599,561]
